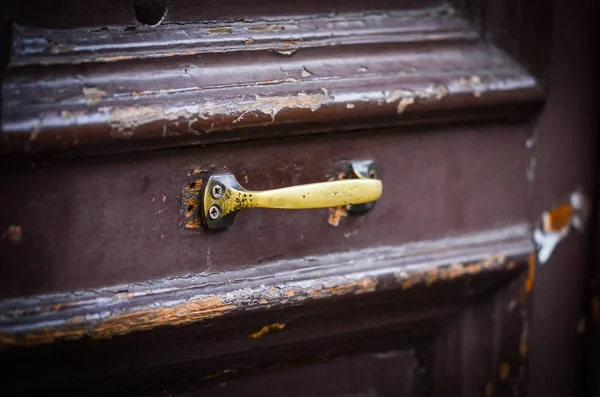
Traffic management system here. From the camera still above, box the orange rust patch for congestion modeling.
[499,362,510,380]
[285,290,295,297]
[524,253,536,293]
[543,203,574,233]
[248,322,286,339]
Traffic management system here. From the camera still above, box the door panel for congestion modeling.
[0,0,598,395]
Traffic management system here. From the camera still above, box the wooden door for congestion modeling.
[1,0,598,396]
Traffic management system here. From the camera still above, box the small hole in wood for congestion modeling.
[133,0,168,26]
[368,170,377,179]
[187,205,194,212]
[190,182,196,189]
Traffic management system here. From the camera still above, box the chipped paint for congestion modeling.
[106,92,334,133]
[396,97,415,114]
[328,206,348,227]
[1,225,22,245]
[248,323,286,339]
[0,296,235,346]
[399,256,509,289]
[82,86,108,105]
[207,27,232,35]
[0,225,531,347]
[533,190,590,264]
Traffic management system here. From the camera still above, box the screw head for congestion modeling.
[211,184,223,199]
[208,205,220,220]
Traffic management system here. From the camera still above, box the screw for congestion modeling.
[208,205,220,220]
[211,184,223,199]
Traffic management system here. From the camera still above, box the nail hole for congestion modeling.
[190,182,196,189]
[134,0,168,26]
[187,205,194,212]
[368,170,377,178]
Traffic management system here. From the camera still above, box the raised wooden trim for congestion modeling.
[0,223,534,347]
[1,5,543,157]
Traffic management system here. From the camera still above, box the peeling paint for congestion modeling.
[106,92,334,133]
[399,256,508,289]
[533,190,590,264]
[396,97,415,114]
[82,86,108,105]
[248,323,286,339]
[0,225,531,347]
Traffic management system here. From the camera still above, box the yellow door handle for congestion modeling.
[184,161,382,229]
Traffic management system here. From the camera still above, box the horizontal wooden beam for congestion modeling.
[0,223,534,347]
[2,6,542,157]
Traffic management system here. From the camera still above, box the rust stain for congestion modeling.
[248,322,286,339]
[499,362,511,380]
[524,253,536,293]
[207,27,232,35]
[1,225,23,245]
[244,38,255,45]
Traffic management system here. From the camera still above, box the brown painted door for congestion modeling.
[1,0,598,396]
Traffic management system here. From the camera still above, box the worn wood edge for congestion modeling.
[9,6,471,66]
[1,65,542,157]
[0,223,534,347]
[1,5,543,157]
